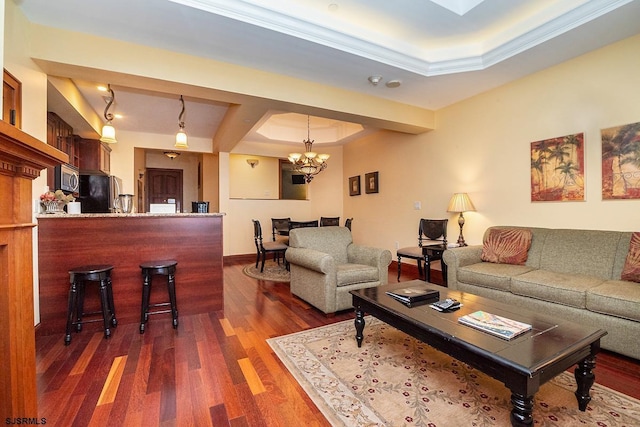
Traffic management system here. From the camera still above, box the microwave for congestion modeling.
[54,163,79,193]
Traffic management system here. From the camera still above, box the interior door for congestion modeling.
[146,168,183,212]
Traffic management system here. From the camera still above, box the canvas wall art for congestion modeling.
[602,121,640,199]
[530,133,585,202]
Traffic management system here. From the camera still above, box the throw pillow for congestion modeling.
[621,232,640,283]
[481,228,532,265]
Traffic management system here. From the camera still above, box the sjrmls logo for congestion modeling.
[5,419,47,425]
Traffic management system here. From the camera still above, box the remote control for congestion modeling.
[430,298,461,312]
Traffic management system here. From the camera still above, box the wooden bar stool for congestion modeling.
[64,265,117,345]
[139,260,178,333]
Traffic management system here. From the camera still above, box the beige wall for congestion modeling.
[344,34,640,258]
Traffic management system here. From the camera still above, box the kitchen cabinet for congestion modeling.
[46,112,78,189]
[3,69,21,128]
[78,137,111,175]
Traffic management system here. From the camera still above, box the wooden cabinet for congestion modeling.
[46,112,78,189]
[3,69,21,128]
[78,137,111,175]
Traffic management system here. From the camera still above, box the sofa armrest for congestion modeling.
[347,245,393,284]
[286,247,336,274]
[443,245,483,290]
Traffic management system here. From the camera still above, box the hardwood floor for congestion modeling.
[35,260,640,426]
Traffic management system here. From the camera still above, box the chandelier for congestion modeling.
[288,116,330,183]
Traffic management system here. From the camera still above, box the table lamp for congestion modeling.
[447,193,476,246]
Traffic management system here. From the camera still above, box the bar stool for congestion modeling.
[65,265,117,345]
[139,260,179,333]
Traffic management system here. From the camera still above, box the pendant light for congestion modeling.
[175,95,188,149]
[100,84,117,144]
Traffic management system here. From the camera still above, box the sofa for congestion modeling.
[443,226,640,360]
[286,226,392,314]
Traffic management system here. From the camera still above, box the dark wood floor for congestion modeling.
[35,260,640,426]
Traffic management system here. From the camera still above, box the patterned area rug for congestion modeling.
[242,260,290,282]
[268,317,640,427]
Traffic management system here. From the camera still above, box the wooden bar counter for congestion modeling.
[36,213,224,337]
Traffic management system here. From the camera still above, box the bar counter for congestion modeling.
[36,213,224,337]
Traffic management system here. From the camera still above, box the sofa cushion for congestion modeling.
[538,229,623,279]
[621,232,640,282]
[511,269,605,308]
[457,263,536,291]
[336,263,379,287]
[481,227,532,265]
[587,280,640,322]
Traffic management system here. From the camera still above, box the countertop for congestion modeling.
[37,212,226,219]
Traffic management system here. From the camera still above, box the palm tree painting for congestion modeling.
[531,133,584,202]
[602,121,640,199]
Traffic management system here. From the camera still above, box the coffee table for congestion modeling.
[350,280,607,427]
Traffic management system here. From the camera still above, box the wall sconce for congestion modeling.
[246,159,259,168]
[164,151,181,160]
[100,84,117,144]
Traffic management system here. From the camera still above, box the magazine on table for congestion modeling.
[458,311,532,340]
[386,286,439,304]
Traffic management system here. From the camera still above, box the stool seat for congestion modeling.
[139,260,179,333]
[65,264,117,345]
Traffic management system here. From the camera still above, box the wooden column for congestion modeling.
[0,121,67,419]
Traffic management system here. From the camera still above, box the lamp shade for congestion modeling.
[175,130,188,148]
[447,193,476,213]
[100,123,117,144]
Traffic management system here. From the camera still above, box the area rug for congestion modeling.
[267,317,640,427]
[242,260,290,282]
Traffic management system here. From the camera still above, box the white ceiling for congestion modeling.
[18,0,640,145]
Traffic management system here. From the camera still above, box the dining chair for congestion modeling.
[252,220,288,272]
[289,220,319,230]
[320,216,340,227]
[344,218,353,230]
[396,219,448,283]
[271,217,291,241]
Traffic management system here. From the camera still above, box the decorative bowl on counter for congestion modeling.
[41,200,66,214]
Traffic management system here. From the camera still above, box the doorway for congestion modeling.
[146,168,183,212]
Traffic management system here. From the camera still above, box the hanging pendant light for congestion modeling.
[288,115,330,183]
[175,95,188,149]
[100,84,117,144]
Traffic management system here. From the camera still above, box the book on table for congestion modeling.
[386,286,439,304]
[458,311,532,340]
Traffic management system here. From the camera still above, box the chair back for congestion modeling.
[271,217,290,240]
[320,216,340,227]
[289,227,352,264]
[289,220,319,229]
[252,219,264,249]
[344,218,353,230]
[419,219,448,246]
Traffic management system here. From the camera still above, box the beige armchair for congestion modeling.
[286,227,392,314]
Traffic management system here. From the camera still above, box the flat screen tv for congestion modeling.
[292,174,305,185]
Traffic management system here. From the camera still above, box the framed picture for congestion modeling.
[602,121,640,199]
[365,171,379,194]
[530,133,584,202]
[349,175,361,196]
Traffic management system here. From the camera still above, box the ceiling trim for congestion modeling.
[171,0,634,77]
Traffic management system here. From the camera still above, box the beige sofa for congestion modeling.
[286,226,392,314]
[443,226,640,360]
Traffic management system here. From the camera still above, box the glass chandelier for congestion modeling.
[288,116,329,183]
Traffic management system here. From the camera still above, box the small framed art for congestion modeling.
[349,175,361,196]
[365,171,379,194]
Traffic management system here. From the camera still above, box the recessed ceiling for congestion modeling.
[21,0,640,146]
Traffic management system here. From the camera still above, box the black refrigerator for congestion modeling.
[78,174,123,213]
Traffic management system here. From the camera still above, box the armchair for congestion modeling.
[286,227,392,314]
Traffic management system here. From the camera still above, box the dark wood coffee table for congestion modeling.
[350,280,607,427]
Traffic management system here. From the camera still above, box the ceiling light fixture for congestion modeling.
[288,116,330,183]
[175,95,188,149]
[100,84,117,144]
[385,79,402,88]
[164,151,181,159]
[368,75,382,86]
